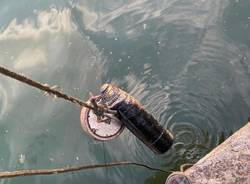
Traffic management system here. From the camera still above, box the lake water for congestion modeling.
[0,0,250,183]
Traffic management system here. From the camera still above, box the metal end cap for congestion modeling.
[100,83,110,94]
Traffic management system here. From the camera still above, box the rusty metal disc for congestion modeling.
[80,100,124,141]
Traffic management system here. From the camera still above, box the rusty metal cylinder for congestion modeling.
[100,84,174,154]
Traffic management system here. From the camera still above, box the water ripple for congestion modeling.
[0,84,8,119]
[0,1,249,184]
[70,0,250,177]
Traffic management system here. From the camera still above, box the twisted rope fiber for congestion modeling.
[0,65,116,115]
[0,161,172,179]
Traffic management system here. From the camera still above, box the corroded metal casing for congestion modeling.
[80,96,124,141]
[100,84,174,154]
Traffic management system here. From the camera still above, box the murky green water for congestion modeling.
[0,0,249,183]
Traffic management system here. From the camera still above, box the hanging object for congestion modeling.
[100,84,174,154]
[80,84,174,154]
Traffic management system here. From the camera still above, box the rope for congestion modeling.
[0,65,115,116]
[0,161,173,179]
[0,65,174,178]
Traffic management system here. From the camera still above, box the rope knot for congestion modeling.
[89,98,113,124]
[90,98,105,116]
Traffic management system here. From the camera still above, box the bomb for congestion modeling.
[80,84,174,154]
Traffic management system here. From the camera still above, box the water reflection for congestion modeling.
[72,0,250,183]
[0,5,106,184]
[0,0,249,184]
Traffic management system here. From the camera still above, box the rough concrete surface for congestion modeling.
[166,122,250,184]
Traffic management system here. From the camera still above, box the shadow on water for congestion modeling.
[0,0,249,184]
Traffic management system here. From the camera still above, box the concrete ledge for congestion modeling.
[166,122,250,184]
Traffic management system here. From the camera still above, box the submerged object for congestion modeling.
[80,84,174,154]
[100,84,174,154]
